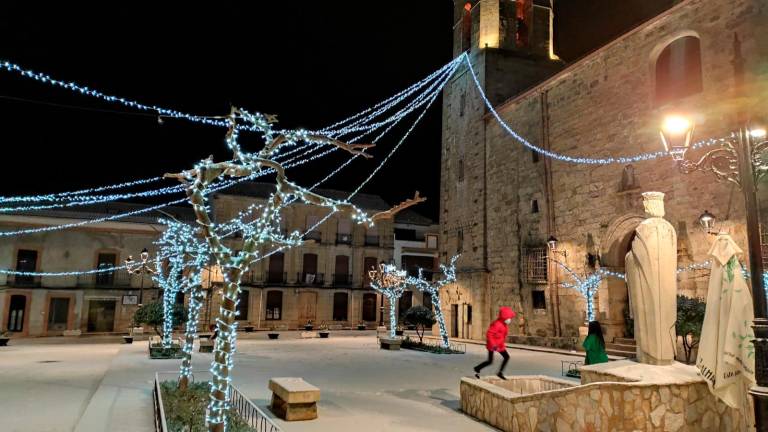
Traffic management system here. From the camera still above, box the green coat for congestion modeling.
[583,334,608,365]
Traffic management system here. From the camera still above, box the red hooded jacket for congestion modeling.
[486,306,516,351]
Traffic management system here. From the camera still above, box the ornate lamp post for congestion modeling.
[547,235,566,336]
[660,115,768,429]
[125,248,156,306]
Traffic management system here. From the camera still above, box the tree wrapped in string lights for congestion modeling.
[155,218,212,389]
[166,108,423,432]
[406,255,459,348]
[369,263,408,339]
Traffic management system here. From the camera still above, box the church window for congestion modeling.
[655,36,702,104]
[524,247,548,284]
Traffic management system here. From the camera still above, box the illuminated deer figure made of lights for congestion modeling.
[369,263,408,339]
[406,254,459,348]
[167,108,424,432]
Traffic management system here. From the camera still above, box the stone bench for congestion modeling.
[269,377,320,421]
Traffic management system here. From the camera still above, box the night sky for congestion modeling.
[0,1,674,220]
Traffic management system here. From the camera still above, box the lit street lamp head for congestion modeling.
[140,248,149,261]
[698,210,716,234]
[547,235,558,251]
[660,114,695,161]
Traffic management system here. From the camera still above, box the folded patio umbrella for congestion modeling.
[696,233,755,411]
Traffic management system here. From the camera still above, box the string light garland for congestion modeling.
[406,255,459,348]
[369,263,408,339]
[0,175,165,204]
[461,52,736,165]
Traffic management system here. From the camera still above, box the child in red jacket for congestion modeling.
[473,306,516,380]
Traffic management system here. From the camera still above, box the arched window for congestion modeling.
[655,36,702,104]
[266,291,283,320]
[362,293,377,322]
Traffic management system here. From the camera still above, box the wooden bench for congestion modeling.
[269,377,320,421]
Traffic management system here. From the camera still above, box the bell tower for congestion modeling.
[440,0,562,341]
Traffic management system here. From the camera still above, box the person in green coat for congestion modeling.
[583,320,609,365]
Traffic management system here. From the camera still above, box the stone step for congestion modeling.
[606,348,636,358]
[605,342,636,351]
[614,337,636,346]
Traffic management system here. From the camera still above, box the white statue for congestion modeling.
[625,192,677,365]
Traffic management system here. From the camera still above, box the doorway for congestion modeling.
[451,304,459,338]
[87,300,116,332]
[297,291,317,324]
[7,295,27,332]
[47,297,70,333]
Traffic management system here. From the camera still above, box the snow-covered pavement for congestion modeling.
[0,332,580,432]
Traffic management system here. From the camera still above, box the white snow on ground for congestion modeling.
[0,332,580,432]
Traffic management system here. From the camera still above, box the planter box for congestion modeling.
[123,336,134,344]
[395,330,404,336]
[0,337,9,347]
[268,333,280,340]
[357,325,366,331]
[379,338,401,350]
[149,343,184,359]
[304,325,314,331]
[63,329,82,337]
[318,331,330,339]
[244,326,255,333]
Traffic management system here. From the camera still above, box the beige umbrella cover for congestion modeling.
[697,234,756,410]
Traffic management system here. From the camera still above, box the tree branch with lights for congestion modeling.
[166,107,424,432]
[406,255,459,348]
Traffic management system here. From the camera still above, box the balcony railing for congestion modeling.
[336,233,352,245]
[297,272,324,286]
[266,272,288,285]
[333,273,353,286]
[304,230,322,242]
[77,271,133,288]
[364,235,380,246]
[7,275,41,287]
[242,271,288,286]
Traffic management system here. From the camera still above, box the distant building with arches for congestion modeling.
[441,0,768,348]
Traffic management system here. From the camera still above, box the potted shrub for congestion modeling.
[318,324,330,338]
[267,326,280,340]
[304,320,314,331]
[676,295,706,364]
[244,324,255,333]
[0,331,9,347]
[356,322,366,331]
[123,321,135,344]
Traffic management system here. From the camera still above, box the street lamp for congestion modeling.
[698,210,717,235]
[661,114,768,429]
[125,247,156,307]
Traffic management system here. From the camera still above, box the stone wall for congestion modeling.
[442,0,768,342]
[460,374,748,431]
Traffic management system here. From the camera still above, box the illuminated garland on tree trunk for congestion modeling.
[369,263,408,339]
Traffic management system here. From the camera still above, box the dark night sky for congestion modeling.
[0,1,674,220]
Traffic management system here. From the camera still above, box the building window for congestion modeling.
[305,215,322,241]
[457,229,464,254]
[236,289,249,321]
[655,36,702,104]
[96,252,117,286]
[266,291,282,320]
[426,234,438,249]
[333,292,348,321]
[363,257,378,287]
[423,292,433,310]
[466,304,473,324]
[531,199,539,214]
[399,291,413,318]
[267,252,285,284]
[302,253,318,284]
[334,255,350,285]
[524,247,548,284]
[515,0,531,48]
[532,290,547,310]
[459,92,466,117]
[458,160,464,182]
[531,149,539,163]
[362,293,377,322]
[15,249,38,285]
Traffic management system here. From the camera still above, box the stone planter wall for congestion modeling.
[461,374,748,431]
[506,335,579,351]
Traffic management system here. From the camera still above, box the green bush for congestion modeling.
[133,301,186,339]
[675,295,706,364]
[403,306,437,343]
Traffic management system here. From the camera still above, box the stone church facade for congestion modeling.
[440,0,768,344]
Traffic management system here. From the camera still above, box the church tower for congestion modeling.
[439,0,562,340]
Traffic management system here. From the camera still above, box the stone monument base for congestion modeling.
[460,360,750,431]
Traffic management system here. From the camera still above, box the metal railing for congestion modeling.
[364,235,379,246]
[77,271,132,288]
[230,384,282,432]
[298,272,324,285]
[7,274,41,287]
[304,230,322,242]
[266,272,288,285]
[333,273,352,286]
[336,233,352,244]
